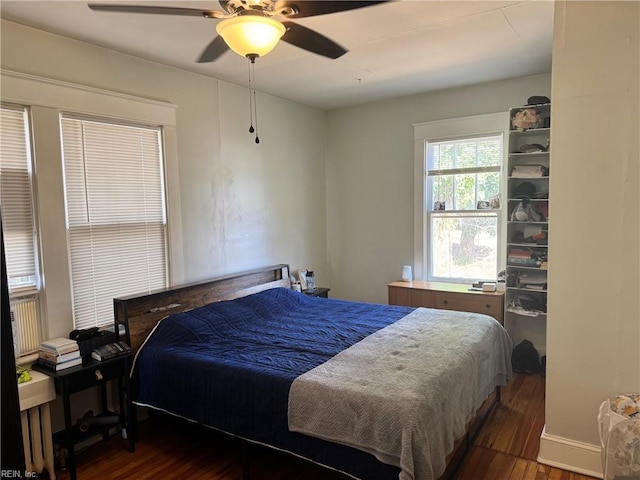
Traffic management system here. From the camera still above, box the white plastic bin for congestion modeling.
[597,394,640,480]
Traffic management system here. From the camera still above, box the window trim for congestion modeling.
[1,103,44,357]
[61,115,169,329]
[413,112,509,282]
[1,69,183,340]
[0,103,41,294]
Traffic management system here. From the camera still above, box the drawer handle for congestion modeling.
[486,304,491,309]
[443,300,448,305]
[95,370,103,381]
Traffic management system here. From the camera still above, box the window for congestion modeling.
[61,115,168,329]
[0,104,42,356]
[413,112,508,283]
[426,135,502,282]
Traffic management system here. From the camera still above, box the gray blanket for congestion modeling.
[288,307,513,480]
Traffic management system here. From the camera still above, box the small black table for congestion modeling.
[303,287,330,298]
[33,354,135,480]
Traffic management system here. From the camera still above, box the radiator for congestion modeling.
[18,370,56,480]
[11,296,40,356]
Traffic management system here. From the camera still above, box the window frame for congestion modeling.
[413,112,509,283]
[1,69,182,349]
[60,113,169,330]
[0,103,44,356]
[425,134,503,283]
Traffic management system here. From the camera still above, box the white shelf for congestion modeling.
[506,265,547,271]
[508,243,548,248]
[509,127,550,136]
[507,198,549,202]
[509,152,549,157]
[509,102,551,110]
[507,286,548,294]
[508,221,548,225]
[505,308,547,318]
[508,176,550,180]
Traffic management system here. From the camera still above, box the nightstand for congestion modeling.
[33,354,135,480]
[303,287,330,298]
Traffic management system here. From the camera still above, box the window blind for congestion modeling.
[427,135,502,173]
[0,105,38,292]
[61,116,167,329]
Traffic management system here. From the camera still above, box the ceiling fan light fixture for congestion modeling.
[216,16,286,58]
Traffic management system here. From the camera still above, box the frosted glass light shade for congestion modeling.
[216,16,286,58]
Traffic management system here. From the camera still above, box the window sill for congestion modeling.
[16,352,39,368]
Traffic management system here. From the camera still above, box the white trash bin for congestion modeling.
[597,394,640,480]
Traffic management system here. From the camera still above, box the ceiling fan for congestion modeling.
[88,1,389,62]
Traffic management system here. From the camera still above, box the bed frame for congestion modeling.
[112,263,500,480]
[113,264,290,353]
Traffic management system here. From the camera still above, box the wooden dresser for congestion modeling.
[388,281,505,324]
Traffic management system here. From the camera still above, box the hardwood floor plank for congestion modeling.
[522,458,541,480]
[41,373,598,480]
[475,373,546,460]
[460,445,497,476]
[510,457,533,480]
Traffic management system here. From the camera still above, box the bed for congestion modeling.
[114,264,513,480]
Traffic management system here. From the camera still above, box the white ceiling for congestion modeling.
[0,1,554,110]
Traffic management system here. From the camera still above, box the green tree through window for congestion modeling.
[427,135,502,282]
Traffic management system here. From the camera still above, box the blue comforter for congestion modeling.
[131,287,412,478]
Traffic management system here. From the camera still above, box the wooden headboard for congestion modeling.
[113,264,290,353]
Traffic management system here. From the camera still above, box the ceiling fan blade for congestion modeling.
[88,4,225,19]
[276,1,389,18]
[197,36,230,63]
[281,21,346,59]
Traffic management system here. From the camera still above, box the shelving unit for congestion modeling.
[505,102,550,353]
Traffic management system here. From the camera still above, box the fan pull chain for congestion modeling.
[247,55,260,144]
[251,60,259,144]
[247,57,255,135]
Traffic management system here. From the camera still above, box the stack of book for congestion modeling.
[38,337,82,371]
[91,341,131,361]
[507,247,546,268]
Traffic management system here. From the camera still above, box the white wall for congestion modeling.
[539,2,639,477]
[1,20,329,340]
[326,74,551,303]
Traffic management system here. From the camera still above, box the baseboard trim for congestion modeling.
[538,425,603,479]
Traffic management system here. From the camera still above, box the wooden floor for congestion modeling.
[45,373,597,480]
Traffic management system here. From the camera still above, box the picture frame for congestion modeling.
[476,200,491,210]
[298,270,308,291]
[433,201,446,211]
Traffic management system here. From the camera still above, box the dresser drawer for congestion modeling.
[434,292,503,322]
[410,289,435,308]
[388,285,412,306]
[388,281,504,324]
[56,357,129,395]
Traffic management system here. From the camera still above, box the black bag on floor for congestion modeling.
[511,339,540,374]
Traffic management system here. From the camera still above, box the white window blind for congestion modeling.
[1,104,42,357]
[61,116,167,329]
[0,105,38,292]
